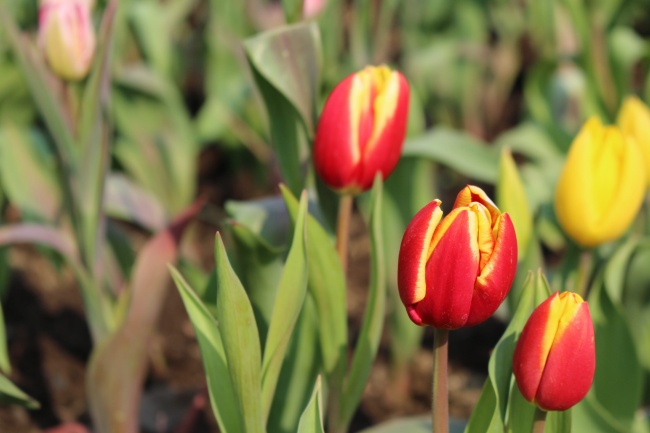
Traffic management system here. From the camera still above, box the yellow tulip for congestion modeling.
[555,117,645,247]
[617,96,650,186]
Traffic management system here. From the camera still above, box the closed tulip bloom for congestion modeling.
[555,117,645,247]
[39,0,96,81]
[313,65,409,194]
[618,96,650,186]
[513,291,595,411]
[397,185,518,329]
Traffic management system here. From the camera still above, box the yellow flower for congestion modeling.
[555,117,645,247]
[618,96,650,186]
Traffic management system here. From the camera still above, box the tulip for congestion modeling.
[397,185,518,329]
[38,0,96,81]
[313,65,409,194]
[617,96,650,186]
[554,117,645,247]
[513,291,595,411]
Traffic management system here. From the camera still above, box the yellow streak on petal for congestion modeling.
[427,208,466,260]
[413,204,444,303]
[470,203,495,272]
[348,72,374,165]
[363,67,401,157]
[538,292,584,372]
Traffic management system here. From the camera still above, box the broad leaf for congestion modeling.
[261,191,309,419]
[214,233,265,433]
[171,267,242,433]
[403,128,499,183]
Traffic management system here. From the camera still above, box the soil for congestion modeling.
[0,149,506,433]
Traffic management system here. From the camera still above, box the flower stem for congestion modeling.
[432,328,449,433]
[576,250,593,299]
[532,407,547,433]
[336,194,354,273]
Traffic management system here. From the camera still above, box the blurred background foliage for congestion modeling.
[1,0,650,431]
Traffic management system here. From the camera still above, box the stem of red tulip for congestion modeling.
[336,194,354,273]
[532,407,547,433]
[432,328,449,433]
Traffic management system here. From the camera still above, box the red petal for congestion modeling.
[536,303,595,411]
[412,209,478,329]
[313,73,359,191]
[465,213,518,326]
[398,200,443,308]
[513,293,560,403]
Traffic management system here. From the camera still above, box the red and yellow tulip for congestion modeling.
[313,65,409,194]
[397,185,517,329]
[513,291,595,411]
[39,0,96,81]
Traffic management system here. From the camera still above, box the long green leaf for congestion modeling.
[0,374,39,409]
[87,201,203,433]
[0,7,76,166]
[261,191,309,419]
[268,295,320,433]
[297,376,325,433]
[339,175,386,430]
[403,128,499,183]
[0,304,9,374]
[77,0,117,267]
[280,186,347,384]
[244,22,322,195]
[214,232,264,433]
[171,267,242,433]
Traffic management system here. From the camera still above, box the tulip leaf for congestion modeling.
[0,304,8,375]
[621,242,650,370]
[226,195,292,249]
[581,275,644,430]
[573,392,629,433]
[244,22,322,196]
[268,296,320,433]
[0,374,39,409]
[339,175,386,430]
[467,270,551,432]
[296,376,325,433]
[464,376,502,433]
[171,266,243,433]
[244,22,321,135]
[261,191,309,420]
[0,125,61,222]
[280,186,347,385]
[403,127,499,183]
[228,222,283,346]
[214,232,265,433]
[87,201,203,433]
[0,7,77,167]
[77,0,117,265]
[497,148,533,256]
[104,174,167,232]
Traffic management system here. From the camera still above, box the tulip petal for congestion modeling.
[414,209,479,329]
[453,185,500,224]
[465,213,517,327]
[397,200,443,309]
[357,70,410,190]
[513,292,561,403]
[536,302,595,411]
[313,74,360,191]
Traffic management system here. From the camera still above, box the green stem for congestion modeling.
[432,328,449,433]
[532,407,547,433]
[336,194,353,274]
[576,249,593,299]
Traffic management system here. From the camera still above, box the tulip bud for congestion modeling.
[554,117,645,247]
[513,291,595,411]
[617,96,650,186]
[397,185,518,329]
[38,0,96,81]
[313,65,409,194]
